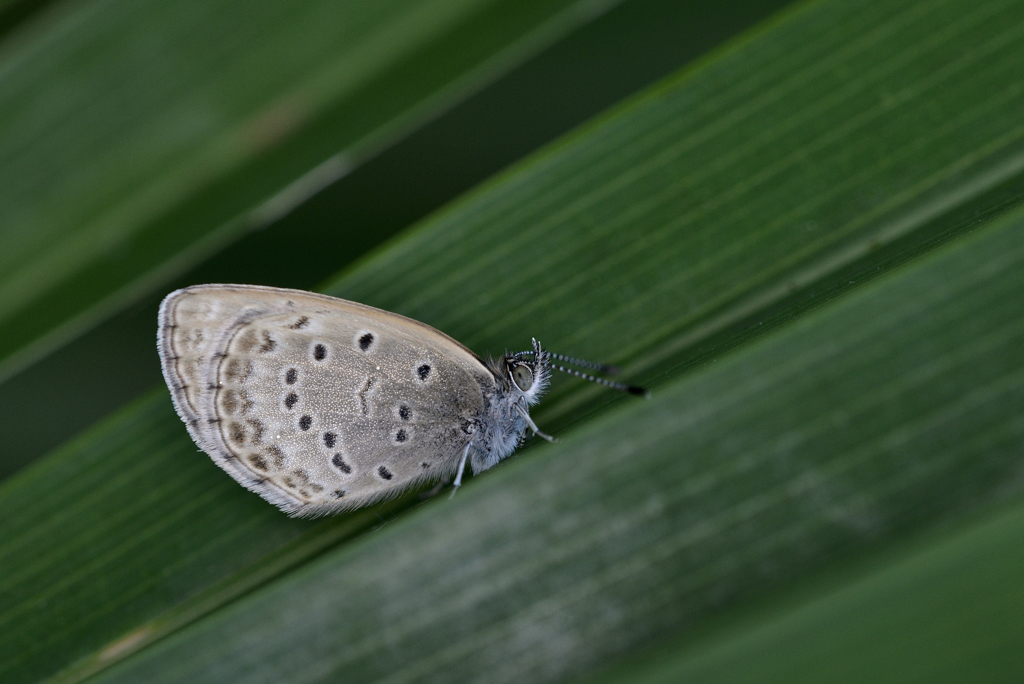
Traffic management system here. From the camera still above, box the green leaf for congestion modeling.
[0,0,619,382]
[92,196,1024,684]
[588,495,1024,684]
[3,0,1024,682]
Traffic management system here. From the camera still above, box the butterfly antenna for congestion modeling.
[551,351,620,375]
[549,362,649,397]
[516,344,648,397]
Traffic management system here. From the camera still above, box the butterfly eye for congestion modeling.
[511,365,534,391]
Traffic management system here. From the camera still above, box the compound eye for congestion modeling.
[511,365,534,391]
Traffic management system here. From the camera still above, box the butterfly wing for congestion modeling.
[157,284,494,515]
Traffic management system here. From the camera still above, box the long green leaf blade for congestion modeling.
[96,197,1024,684]
[590,497,1024,684]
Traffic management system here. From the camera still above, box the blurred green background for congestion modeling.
[2,0,1023,682]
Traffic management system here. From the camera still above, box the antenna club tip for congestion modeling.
[627,385,651,398]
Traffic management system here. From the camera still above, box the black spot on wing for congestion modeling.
[332,454,352,474]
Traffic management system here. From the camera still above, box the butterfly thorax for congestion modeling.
[470,341,551,474]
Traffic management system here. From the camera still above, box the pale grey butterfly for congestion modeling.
[157,284,645,516]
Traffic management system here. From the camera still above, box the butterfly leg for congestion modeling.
[515,404,557,442]
[449,443,472,499]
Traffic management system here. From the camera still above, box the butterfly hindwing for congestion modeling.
[158,284,493,515]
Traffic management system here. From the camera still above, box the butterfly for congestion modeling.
[157,284,643,516]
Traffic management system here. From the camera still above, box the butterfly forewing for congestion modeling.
[158,284,493,515]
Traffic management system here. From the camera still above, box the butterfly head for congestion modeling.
[493,338,550,406]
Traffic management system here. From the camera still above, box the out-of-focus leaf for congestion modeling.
[0,0,620,382]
